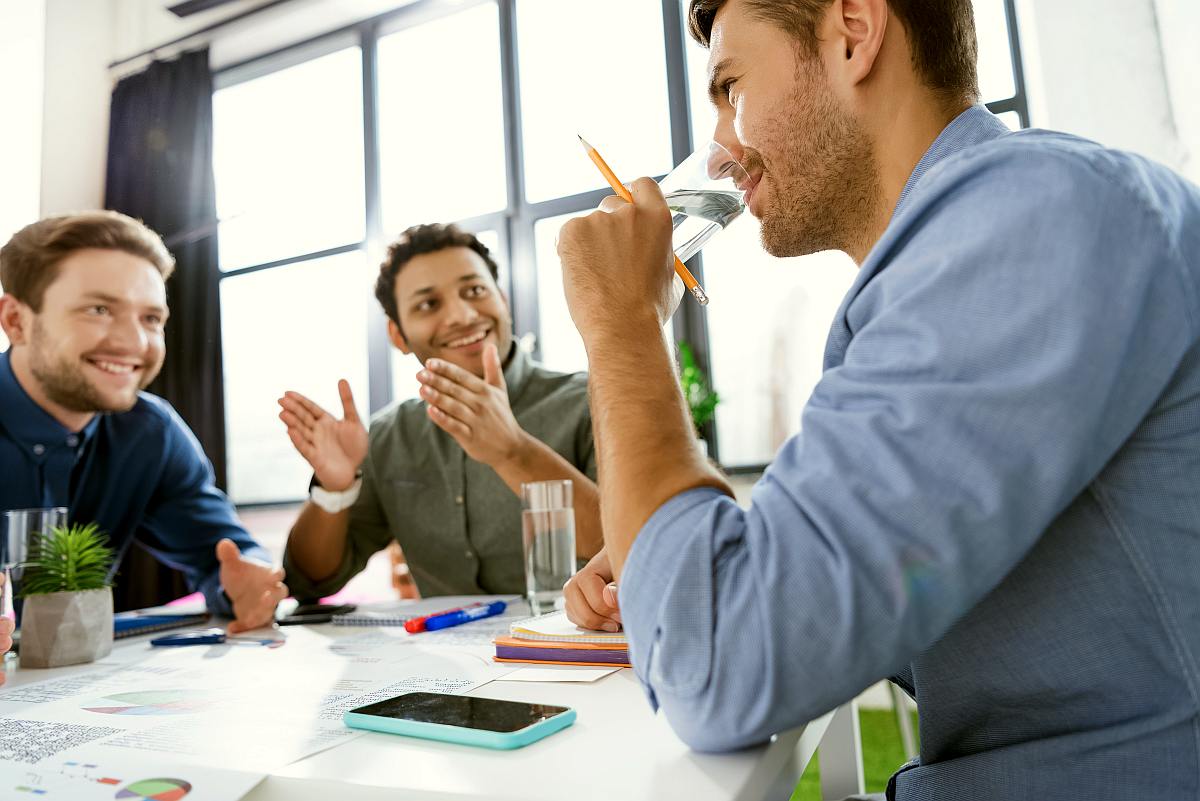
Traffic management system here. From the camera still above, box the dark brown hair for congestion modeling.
[374,223,500,326]
[687,0,979,104]
[0,211,175,311]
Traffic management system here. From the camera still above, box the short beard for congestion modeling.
[28,319,150,413]
[756,58,882,260]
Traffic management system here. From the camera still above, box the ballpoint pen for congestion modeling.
[577,134,710,306]
[422,600,508,632]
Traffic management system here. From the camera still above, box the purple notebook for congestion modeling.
[495,644,631,665]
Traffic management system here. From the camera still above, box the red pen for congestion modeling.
[404,602,484,633]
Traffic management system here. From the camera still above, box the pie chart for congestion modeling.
[114,778,192,801]
[83,690,209,715]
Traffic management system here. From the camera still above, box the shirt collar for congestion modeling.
[0,349,101,447]
[893,104,1011,218]
[502,342,534,400]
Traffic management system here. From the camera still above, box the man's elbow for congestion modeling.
[656,686,780,753]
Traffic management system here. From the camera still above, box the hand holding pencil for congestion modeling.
[577,135,710,306]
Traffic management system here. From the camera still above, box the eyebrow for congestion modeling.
[707,57,736,107]
[408,273,486,300]
[79,292,167,315]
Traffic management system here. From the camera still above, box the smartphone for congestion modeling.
[343,691,575,750]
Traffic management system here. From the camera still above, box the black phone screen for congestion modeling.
[349,692,569,733]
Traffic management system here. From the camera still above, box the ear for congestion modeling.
[830,0,888,87]
[387,318,411,355]
[0,295,32,346]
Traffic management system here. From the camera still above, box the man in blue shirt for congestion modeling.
[557,0,1200,798]
[0,211,287,658]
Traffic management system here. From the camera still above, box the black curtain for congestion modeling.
[104,49,225,611]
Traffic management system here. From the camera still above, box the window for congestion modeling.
[213,46,364,272]
[377,4,507,235]
[212,0,1030,498]
[220,252,371,504]
[515,0,673,204]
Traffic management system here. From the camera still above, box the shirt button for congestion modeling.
[66,436,79,447]
[454,495,464,505]
[464,550,474,559]
[32,444,46,456]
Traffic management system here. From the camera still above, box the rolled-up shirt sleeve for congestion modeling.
[618,145,1196,753]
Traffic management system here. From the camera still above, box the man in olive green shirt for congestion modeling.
[278,224,601,601]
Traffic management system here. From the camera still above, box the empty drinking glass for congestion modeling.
[2,507,68,623]
[521,480,576,615]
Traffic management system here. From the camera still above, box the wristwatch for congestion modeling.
[310,474,363,513]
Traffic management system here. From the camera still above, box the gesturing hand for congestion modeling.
[217,539,288,633]
[278,380,368,492]
[417,343,527,467]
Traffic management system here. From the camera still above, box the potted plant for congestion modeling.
[677,341,720,456]
[18,522,115,668]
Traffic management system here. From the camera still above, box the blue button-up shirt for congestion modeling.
[622,106,1200,800]
[0,350,266,615]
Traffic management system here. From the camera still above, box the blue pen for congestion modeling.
[423,600,507,632]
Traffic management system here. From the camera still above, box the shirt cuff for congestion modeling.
[619,487,730,711]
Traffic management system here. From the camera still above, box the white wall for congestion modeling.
[1015,0,1196,180]
[0,0,46,243]
[39,0,115,215]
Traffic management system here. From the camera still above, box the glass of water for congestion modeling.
[2,507,68,623]
[659,140,751,265]
[521,480,576,615]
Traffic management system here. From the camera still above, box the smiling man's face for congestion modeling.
[389,246,513,378]
[24,248,168,413]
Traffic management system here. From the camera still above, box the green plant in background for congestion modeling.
[678,341,720,434]
[19,522,115,597]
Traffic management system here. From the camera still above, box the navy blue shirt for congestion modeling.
[0,349,266,615]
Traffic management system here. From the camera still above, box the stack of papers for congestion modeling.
[494,611,629,667]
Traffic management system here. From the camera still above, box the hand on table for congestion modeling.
[417,343,527,467]
[217,539,288,633]
[278,381,368,492]
[563,548,621,632]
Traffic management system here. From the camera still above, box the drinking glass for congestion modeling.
[2,507,68,624]
[521,481,576,615]
[659,140,751,265]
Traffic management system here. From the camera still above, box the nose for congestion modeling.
[107,312,148,353]
[443,294,480,327]
[711,114,746,170]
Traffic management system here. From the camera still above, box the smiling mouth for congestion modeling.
[442,329,491,349]
[86,358,141,376]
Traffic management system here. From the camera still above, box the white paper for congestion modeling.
[0,626,513,772]
[496,666,619,683]
[0,747,264,801]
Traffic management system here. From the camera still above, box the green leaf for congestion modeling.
[677,341,720,432]
[18,522,115,597]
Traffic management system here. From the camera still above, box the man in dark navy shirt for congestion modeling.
[0,211,287,668]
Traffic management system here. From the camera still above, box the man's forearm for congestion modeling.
[584,317,732,578]
[492,436,604,558]
[285,503,352,583]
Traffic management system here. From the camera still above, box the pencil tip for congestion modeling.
[577,133,591,150]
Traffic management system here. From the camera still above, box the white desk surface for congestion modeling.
[3,609,831,801]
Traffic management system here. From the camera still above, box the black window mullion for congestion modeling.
[497,0,540,356]
[1003,0,1031,128]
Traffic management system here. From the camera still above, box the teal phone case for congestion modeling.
[343,705,576,749]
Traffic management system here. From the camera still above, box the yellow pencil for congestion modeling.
[577,135,709,306]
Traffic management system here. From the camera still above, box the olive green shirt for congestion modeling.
[284,348,595,599]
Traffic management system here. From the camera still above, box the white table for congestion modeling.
[4,610,864,801]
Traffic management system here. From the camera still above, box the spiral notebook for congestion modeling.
[114,612,209,639]
[332,595,514,626]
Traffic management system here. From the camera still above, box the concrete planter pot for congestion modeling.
[20,587,113,668]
